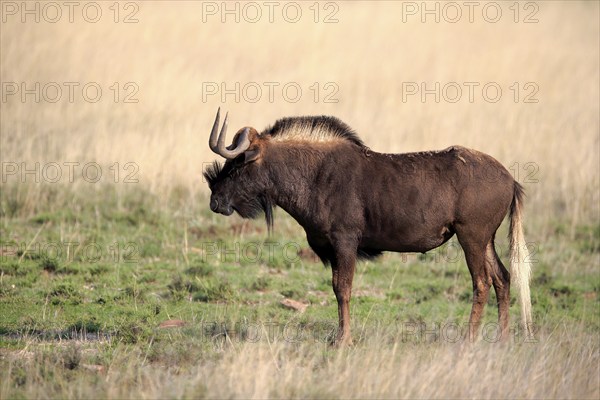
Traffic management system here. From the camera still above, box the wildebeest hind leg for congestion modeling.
[457,230,492,342]
[487,240,510,341]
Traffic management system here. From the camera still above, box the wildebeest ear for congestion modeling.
[227,127,260,151]
[243,147,261,163]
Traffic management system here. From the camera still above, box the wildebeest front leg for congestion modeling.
[331,250,356,346]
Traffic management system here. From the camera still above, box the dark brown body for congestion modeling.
[205,112,533,345]
[274,144,512,259]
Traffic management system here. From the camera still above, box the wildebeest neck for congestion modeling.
[264,141,360,229]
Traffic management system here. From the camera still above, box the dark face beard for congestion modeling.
[232,194,274,233]
[260,195,274,233]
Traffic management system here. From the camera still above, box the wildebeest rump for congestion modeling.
[204,109,533,346]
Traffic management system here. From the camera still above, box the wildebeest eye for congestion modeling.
[231,157,245,168]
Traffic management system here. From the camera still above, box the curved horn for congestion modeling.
[209,109,251,159]
[219,127,250,159]
[209,107,222,154]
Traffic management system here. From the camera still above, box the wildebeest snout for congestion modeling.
[210,195,233,216]
[209,197,219,212]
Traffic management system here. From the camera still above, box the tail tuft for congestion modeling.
[509,182,534,337]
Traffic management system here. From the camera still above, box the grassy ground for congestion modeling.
[0,186,598,398]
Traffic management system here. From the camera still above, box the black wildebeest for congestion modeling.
[204,109,533,346]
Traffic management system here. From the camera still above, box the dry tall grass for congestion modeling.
[1,1,598,232]
[2,326,598,399]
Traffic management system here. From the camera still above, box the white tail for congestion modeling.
[509,184,533,337]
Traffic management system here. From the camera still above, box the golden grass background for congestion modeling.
[2,1,599,232]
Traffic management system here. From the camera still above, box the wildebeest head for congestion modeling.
[204,109,274,227]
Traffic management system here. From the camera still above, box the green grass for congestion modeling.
[0,185,598,398]
[1,185,598,339]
